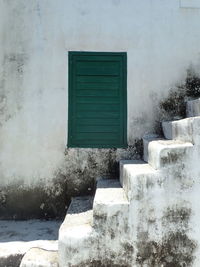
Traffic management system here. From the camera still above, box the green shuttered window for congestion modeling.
[68,52,127,148]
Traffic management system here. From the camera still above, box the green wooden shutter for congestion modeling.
[68,52,127,148]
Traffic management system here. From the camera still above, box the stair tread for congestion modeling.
[60,197,93,231]
[162,118,194,141]
[143,134,193,169]
[162,117,200,129]
[67,196,93,214]
[152,139,192,145]
[163,117,193,124]
[121,160,156,174]
[120,160,159,201]
[146,138,193,147]
[143,133,163,141]
[94,179,128,205]
[163,116,200,126]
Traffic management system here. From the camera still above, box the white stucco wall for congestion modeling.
[0,0,200,217]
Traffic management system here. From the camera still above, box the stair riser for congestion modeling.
[148,146,192,170]
[143,139,193,169]
[93,211,129,241]
[120,160,142,187]
[93,204,131,263]
[143,135,161,162]
[59,230,97,267]
[93,203,129,229]
[162,117,200,147]
[162,121,193,142]
[120,164,158,201]
[93,179,129,229]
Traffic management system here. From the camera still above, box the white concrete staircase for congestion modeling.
[19,97,200,267]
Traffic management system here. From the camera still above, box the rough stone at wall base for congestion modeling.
[0,240,58,267]
[20,248,58,267]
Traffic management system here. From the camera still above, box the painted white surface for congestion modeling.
[0,0,200,186]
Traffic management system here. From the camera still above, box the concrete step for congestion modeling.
[143,134,162,162]
[187,98,200,117]
[162,118,193,142]
[162,117,200,143]
[93,179,129,225]
[120,160,158,201]
[20,248,58,267]
[143,136,193,169]
[58,196,96,267]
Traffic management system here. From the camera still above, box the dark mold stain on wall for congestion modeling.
[0,141,143,219]
[71,260,131,267]
[0,53,28,126]
[158,66,200,122]
[0,178,69,220]
[162,206,191,225]
[136,204,196,267]
[62,142,143,193]
[136,231,196,267]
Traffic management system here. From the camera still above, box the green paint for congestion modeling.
[68,52,127,148]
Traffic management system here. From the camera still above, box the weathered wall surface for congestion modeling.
[59,105,200,266]
[1,0,200,218]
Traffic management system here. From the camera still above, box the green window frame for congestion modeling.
[68,51,127,148]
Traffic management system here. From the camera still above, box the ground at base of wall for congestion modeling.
[0,219,61,267]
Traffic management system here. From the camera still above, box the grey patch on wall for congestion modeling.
[7,54,27,75]
[0,53,28,126]
[160,150,185,166]
[136,231,196,267]
[162,205,191,230]
[136,204,195,267]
